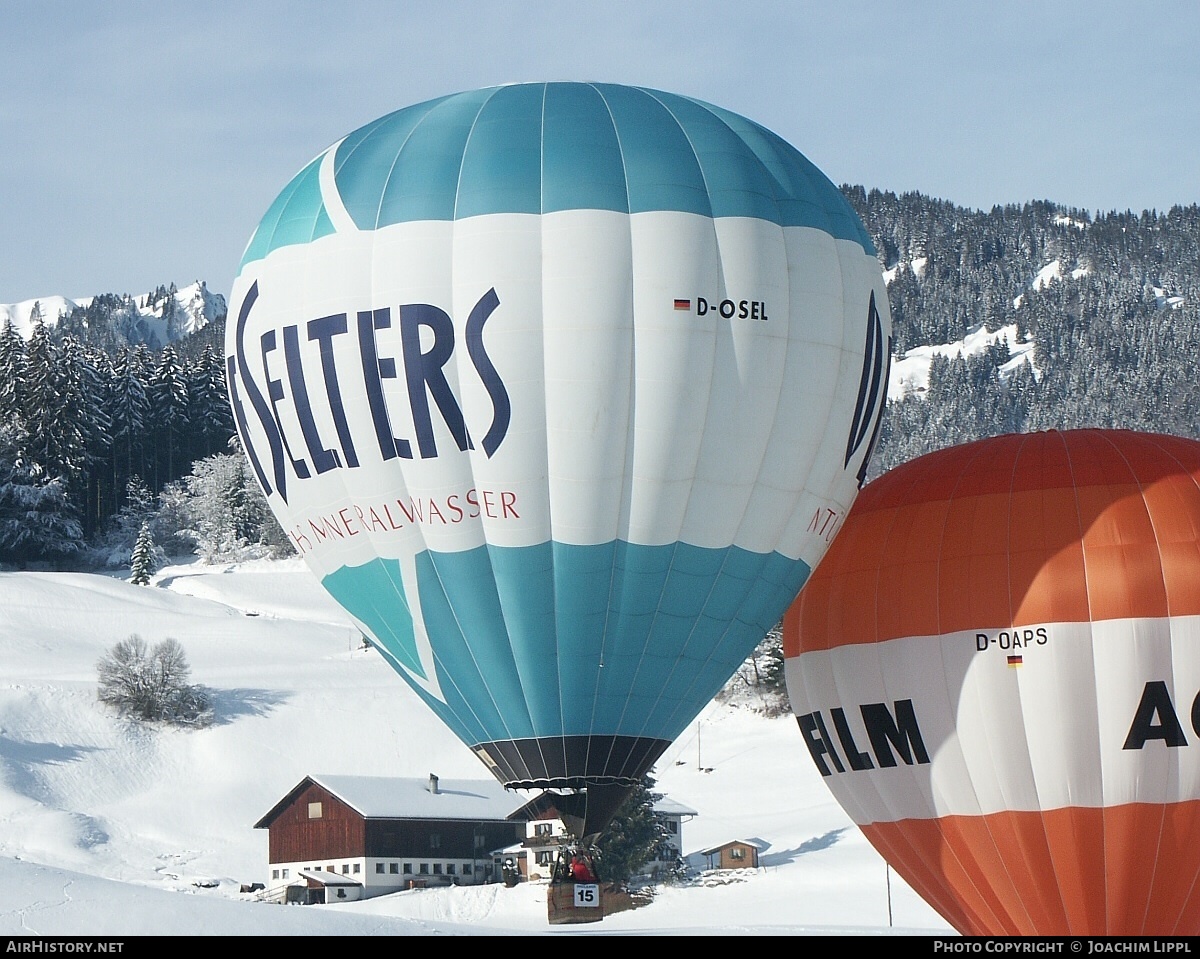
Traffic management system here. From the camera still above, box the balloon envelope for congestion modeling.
[784,429,1200,934]
[227,82,889,832]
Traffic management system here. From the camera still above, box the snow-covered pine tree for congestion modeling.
[80,346,116,532]
[147,345,189,488]
[161,285,184,341]
[593,774,674,886]
[120,475,155,531]
[59,337,113,536]
[20,325,91,503]
[0,417,84,565]
[109,349,151,493]
[127,343,154,379]
[187,344,235,462]
[0,321,26,420]
[22,315,58,462]
[94,474,160,569]
[129,523,155,585]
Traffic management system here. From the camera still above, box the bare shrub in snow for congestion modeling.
[97,635,213,727]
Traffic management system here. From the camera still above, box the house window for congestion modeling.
[282,869,289,879]
[336,888,346,899]
[433,863,442,875]
[430,834,441,849]
[474,833,487,848]
[376,863,384,874]
[389,863,399,874]
[447,864,456,875]
[403,864,412,875]
[536,851,554,865]
[341,864,349,874]
[353,863,360,874]
[308,802,323,819]
[667,820,678,834]
[420,864,429,875]
[731,847,745,860]
[272,869,279,880]
[534,822,553,836]
[327,864,335,872]
[463,864,473,875]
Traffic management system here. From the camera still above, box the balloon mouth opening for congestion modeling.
[471,734,671,839]
[501,776,640,791]
[503,783,638,844]
[470,734,670,788]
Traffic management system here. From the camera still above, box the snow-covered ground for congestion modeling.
[887,322,1036,402]
[0,558,953,936]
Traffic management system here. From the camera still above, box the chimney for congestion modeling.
[428,773,439,795]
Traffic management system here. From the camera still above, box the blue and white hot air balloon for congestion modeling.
[226,82,890,836]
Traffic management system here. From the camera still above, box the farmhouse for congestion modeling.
[647,796,699,876]
[507,791,698,882]
[255,773,527,900]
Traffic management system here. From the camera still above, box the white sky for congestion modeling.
[2,0,1198,304]
[0,557,951,936]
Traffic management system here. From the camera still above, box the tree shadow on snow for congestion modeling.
[0,733,103,800]
[205,688,291,726]
[760,827,849,866]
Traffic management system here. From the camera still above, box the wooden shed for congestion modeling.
[699,839,762,871]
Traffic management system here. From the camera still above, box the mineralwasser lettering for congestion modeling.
[226,282,511,501]
[797,699,930,777]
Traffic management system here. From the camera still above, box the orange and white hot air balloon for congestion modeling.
[784,429,1200,935]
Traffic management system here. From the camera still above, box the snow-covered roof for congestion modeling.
[296,869,362,887]
[654,796,698,818]
[698,838,768,855]
[307,774,527,821]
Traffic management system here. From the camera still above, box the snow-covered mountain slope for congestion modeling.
[0,280,225,345]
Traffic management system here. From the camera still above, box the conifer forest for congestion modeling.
[2,189,1198,568]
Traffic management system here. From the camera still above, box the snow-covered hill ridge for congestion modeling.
[0,280,225,345]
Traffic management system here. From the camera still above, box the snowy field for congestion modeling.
[0,558,953,936]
